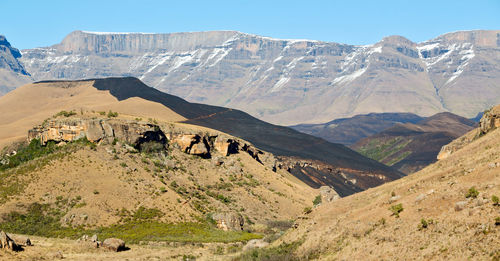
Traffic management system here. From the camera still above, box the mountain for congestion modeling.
[0,35,31,95]
[0,77,403,196]
[16,30,500,125]
[260,105,500,260]
[351,112,476,174]
[290,112,424,145]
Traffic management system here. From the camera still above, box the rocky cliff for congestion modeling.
[18,30,500,125]
[27,116,277,170]
[0,35,31,95]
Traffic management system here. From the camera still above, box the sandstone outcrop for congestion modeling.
[28,118,167,150]
[212,213,244,231]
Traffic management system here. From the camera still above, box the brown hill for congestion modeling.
[351,112,476,174]
[263,108,500,260]
[290,113,424,145]
[0,77,402,196]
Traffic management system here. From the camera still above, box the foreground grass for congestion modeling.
[0,203,261,244]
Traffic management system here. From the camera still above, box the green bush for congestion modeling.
[55,110,77,117]
[465,187,479,198]
[132,206,164,220]
[492,195,499,206]
[389,203,404,218]
[0,203,261,243]
[107,110,119,118]
[312,195,322,206]
[140,141,165,153]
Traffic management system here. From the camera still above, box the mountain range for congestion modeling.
[1,30,499,125]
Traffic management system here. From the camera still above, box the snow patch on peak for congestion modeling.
[417,42,440,52]
[332,67,367,85]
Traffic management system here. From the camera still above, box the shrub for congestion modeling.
[492,195,499,206]
[132,206,164,220]
[55,110,77,117]
[139,141,165,153]
[465,187,479,198]
[303,207,312,214]
[389,203,404,218]
[235,240,302,261]
[107,110,118,118]
[418,218,433,230]
[495,217,500,226]
[313,195,322,206]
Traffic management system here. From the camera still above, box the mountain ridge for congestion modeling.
[14,29,500,125]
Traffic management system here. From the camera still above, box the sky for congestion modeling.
[3,0,500,50]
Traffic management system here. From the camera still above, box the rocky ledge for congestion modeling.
[27,117,277,169]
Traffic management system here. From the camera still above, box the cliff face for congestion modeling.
[0,35,31,95]
[19,30,500,125]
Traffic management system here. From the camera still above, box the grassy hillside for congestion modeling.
[352,112,476,174]
[259,119,500,260]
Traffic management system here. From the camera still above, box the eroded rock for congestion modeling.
[102,238,126,252]
[212,213,244,231]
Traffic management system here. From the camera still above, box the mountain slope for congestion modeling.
[18,30,500,125]
[290,112,424,145]
[0,77,403,196]
[268,109,500,260]
[0,35,31,95]
[352,112,476,174]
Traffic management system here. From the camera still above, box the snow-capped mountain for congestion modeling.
[16,30,500,125]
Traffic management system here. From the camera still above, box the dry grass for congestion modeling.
[277,127,500,260]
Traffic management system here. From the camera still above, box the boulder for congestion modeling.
[212,213,244,231]
[0,231,18,251]
[102,238,126,252]
[455,201,467,211]
[211,156,224,166]
[319,186,340,203]
[10,235,31,246]
[171,134,198,152]
[190,142,209,156]
[214,136,239,156]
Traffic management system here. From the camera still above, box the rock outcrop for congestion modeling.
[0,231,19,251]
[319,186,340,203]
[212,213,244,231]
[438,105,500,160]
[28,117,167,150]
[102,238,126,252]
[479,105,500,135]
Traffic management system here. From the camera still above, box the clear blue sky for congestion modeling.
[3,0,500,50]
